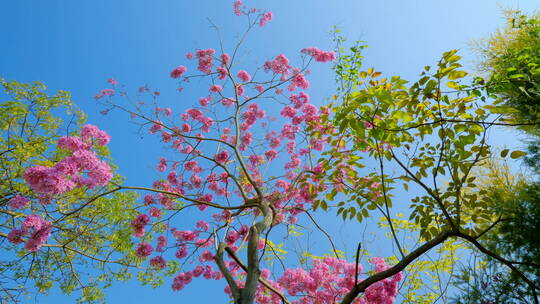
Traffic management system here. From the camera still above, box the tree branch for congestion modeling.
[340,230,454,304]
[224,246,291,304]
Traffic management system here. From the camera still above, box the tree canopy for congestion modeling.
[1,3,539,304]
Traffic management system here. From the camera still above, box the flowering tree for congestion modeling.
[0,79,141,303]
[90,2,404,303]
[6,2,540,304]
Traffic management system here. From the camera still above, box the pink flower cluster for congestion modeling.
[136,242,153,258]
[289,69,310,91]
[301,47,336,63]
[7,214,52,252]
[170,65,187,79]
[8,195,29,209]
[233,0,243,16]
[81,124,111,146]
[221,256,402,304]
[259,12,273,27]
[131,213,150,237]
[196,49,216,74]
[264,54,291,77]
[362,258,402,304]
[237,70,251,82]
[23,125,113,196]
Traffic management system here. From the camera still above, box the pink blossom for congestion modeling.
[210,85,222,93]
[101,89,115,96]
[8,214,52,252]
[107,78,118,85]
[199,97,210,107]
[23,166,75,195]
[135,242,153,258]
[289,70,309,91]
[7,228,25,244]
[157,157,167,172]
[301,47,336,63]
[237,70,251,82]
[170,65,187,79]
[196,49,216,74]
[221,53,230,66]
[156,235,167,252]
[215,150,229,164]
[221,98,234,107]
[196,220,210,232]
[193,265,205,277]
[81,124,111,146]
[149,121,164,134]
[217,66,228,80]
[172,271,193,291]
[150,256,167,269]
[263,54,291,76]
[131,214,150,237]
[235,84,245,96]
[199,250,214,262]
[164,108,172,116]
[175,245,188,259]
[265,149,278,160]
[149,207,161,218]
[144,194,156,205]
[176,230,197,242]
[280,106,298,118]
[233,0,243,16]
[259,12,273,27]
[181,123,192,133]
[9,195,29,209]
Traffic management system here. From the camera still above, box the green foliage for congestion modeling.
[449,11,540,303]
[477,11,540,132]
[0,79,141,303]
[322,23,539,302]
[451,143,540,303]
[379,214,464,303]
[321,45,499,239]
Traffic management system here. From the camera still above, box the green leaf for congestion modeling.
[500,149,509,158]
[510,150,527,159]
[446,81,460,90]
[448,70,467,80]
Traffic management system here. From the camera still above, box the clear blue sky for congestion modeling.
[1,0,538,303]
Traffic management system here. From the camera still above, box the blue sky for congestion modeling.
[1,0,539,303]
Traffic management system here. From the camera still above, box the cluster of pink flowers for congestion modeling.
[8,195,29,209]
[233,0,243,16]
[363,258,402,304]
[150,255,167,269]
[220,256,402,304]
[259,12,273,27]
[170,65,187,79]
[81,124,111,146]
[196,49,216,74]
[7,214,52,252]
[215,150,230,164]
[289,69,310,91]
[237,70,251,82]
[136,242,153,258]
[301,47,336,63]
[264,54,291,77]
[23,125,112,196]
[94,88,115,100]
[131,213,150,237]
